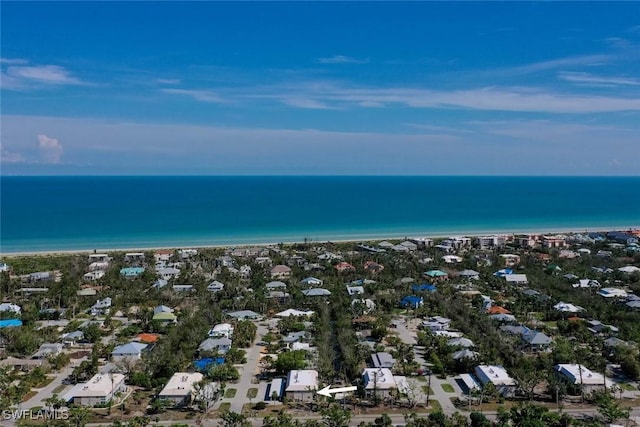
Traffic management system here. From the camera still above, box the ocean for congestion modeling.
[1,176,639,253]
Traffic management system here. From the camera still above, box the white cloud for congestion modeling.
[0,57,28,65]
[317,55,369,64]
[558,71,640,87]
[156,78,181,85]
[0,148,25,163]
[280,97,334,110]
[37,134,64,164]
[7,65,83,85]
[160,88,225,103]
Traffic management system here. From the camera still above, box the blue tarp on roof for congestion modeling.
[400,295,424,309]
[0,319,23,328]
[194,357,225,371]
[493,269,513,277]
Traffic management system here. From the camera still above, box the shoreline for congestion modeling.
[1,224,637,258]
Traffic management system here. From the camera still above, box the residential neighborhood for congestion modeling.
[1,229,640,426]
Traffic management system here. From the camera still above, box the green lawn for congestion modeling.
[247,388,258,399]
[441,383,455,393]
[219,402,231,413]
[421,385,434,395]
[620,383,637,391]
[224,388,237,398]
[52,384,67,394]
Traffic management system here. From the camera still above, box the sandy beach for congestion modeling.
[1,224,637,258]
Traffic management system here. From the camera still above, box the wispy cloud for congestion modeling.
[558,71,640,87]
[156,78,181,85]
[500,54,612,75]
[160,88,225,103]
[0,57,28,65]
[280,97,335,110]
[317,55,369,64]
[7,64,83,85]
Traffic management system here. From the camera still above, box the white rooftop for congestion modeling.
[70,373,125,398]
[159,372,204,397]
[555,364,609,386]
[475,365,516,387]
[363,368,397,390]
[285,370,318,391]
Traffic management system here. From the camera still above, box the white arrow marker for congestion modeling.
[317,385,358,397]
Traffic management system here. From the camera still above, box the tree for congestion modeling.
[220,411,251,427]
[272,350,306,374]
[68,406,90,427]
[44,393,66,410]
[594,389,631,424]
[192,380,221,412]
[147,397,170,414]
[469,412,491,427]
[321,405,352,427]
[263,410,301,427]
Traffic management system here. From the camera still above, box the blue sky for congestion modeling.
[1,2,639,175]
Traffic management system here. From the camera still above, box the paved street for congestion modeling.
[21,361,77,409]
[216,321,270,413]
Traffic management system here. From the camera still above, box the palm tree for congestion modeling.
[68,406,90,427]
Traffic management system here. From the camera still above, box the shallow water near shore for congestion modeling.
[1,176,639,253]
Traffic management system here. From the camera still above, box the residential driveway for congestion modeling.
[216,322,269,413]
[21,360,78,409]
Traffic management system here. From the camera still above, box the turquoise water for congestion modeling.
[1,176,639,253]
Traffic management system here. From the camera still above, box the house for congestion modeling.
[400,295,423,309]
[474,365,516,397]
[364,261,384,274]
[521,331,553,352]
[302,288,332,297]
[283,331,307,344]
[208,323,234,338]
[598,288,628,298]
[400,241,418,251]
[0,262,10,272]
[371,352,395,369]
[198,337,232,354]
[362,368,399,399]
[178,249,198,258]
[157,267,181,281]
[124,252,145,262]
[346,285,365,296]
[442,255,463,264]
[152,311,177,323]
[172,284,194,292]
[32,343,64,359]
[61,330,85,346]
[271,265,292,279]
[504,274,528,285]
[0,303,21,314]
[586,320,619,336]
[63,373,126,406]
[228,310,262,320]
[422,316,451,331]
[500,254,521,267]
[573,279,600,289]
[111,342,148,362]
[154,305,173,315]
[458,270,480,280]
[392,244,410,252]
[266,378,286,401]
[158,372,205,406]
[453,349,480,361]
[555,364,610,393]
[120,267,145,278]
[267,281,288,290]
[618,266,640,274]
[424,270,448,280]
[285,370,318,402]
[300,277,323,287]
[448,337,474,348]
[275,309,315,318]
[335,262,356,273]
[475,235,507,249]
[90,297,112,316]
[554,302,583,313]
[542,236,567,248]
